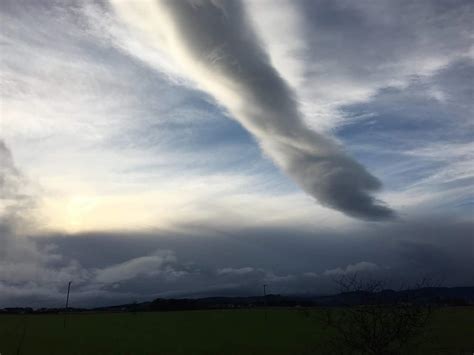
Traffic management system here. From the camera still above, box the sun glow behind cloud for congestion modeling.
[38,172,352,234]
[42,192,178,233]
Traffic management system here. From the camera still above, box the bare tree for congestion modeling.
[322,275,436,355]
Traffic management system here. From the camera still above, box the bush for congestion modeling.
[322,276,436,355]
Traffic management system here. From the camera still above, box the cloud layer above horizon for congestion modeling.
[0,0,473,306]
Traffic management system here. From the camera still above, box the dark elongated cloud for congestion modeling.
[110,0,394,220]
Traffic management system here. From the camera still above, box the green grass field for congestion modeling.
[1,307,473,355]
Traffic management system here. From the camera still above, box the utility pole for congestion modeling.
[263,284,268,321]
[63,281,72,329]
[65,281,72,310]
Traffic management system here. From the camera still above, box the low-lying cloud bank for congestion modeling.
[109,0,394,220]
[1,218,472,307]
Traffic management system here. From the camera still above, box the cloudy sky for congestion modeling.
[1,0,473,307]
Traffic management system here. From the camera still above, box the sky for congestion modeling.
[0,0,473,307]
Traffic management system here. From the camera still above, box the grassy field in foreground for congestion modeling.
[0,307,473,355]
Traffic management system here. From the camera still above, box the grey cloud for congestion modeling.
[341,59,474,141]
[217,267,256,276]
[95,250,185,284]
[112,0,394,220]
[294,0,472,93]
[216,267,297,285]
[323,261,380,276]
[0,212,463,307]
[0,141,34,222]
[0,140,21,199]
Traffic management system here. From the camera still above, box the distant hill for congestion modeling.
[309,286,474,306]
[2,287,473,314]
